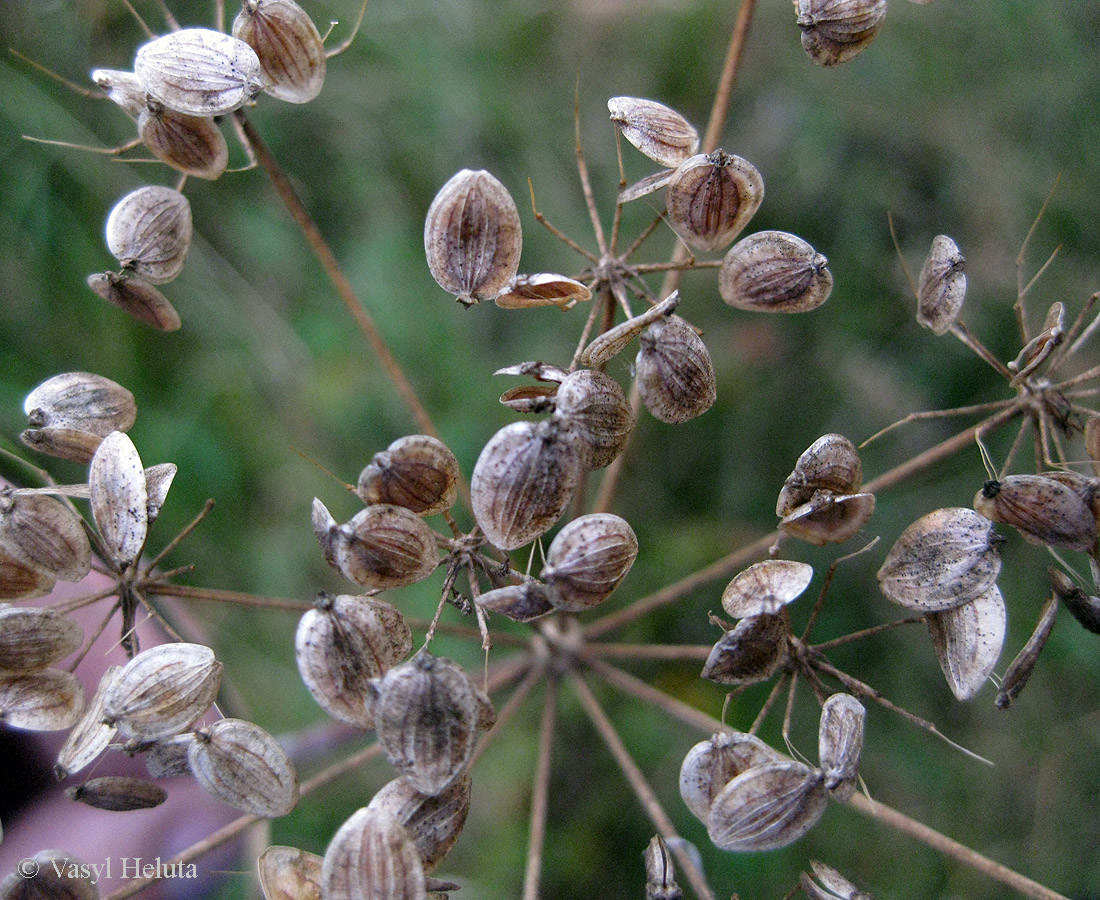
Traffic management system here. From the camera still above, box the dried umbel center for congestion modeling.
[702,613,790,686]
[424,169,523,306]
[233,0,326,104]
[720,559,814,618]
[471,419,583,551]
[0,667,84,731]
[139,100,230,180]
[973,474,1099,553]
[134,28,264,117]
[665,151,764,251]
[66,775,168,812]
[22,371,136,463]
[189,717,300,817]
[322,806,426,900]
[917,234,966,335]
[607,96,699,168]
[87,271,182,332]
[105,185,193,284]
[817,692,865,800]
[540,512,638,612]
[551,369,635,469]
[679,730,778,822]
[796,0,888,67]
[367,774,472,871]
[0,492,92,585]
[719,230,833,313]
[357,435,460,517]
[636,314,717,424]
[0,606,83,675]
[777,434,875,545]
[926,584,1006,701]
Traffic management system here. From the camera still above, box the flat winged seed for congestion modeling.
[312,497,339,567]
[0,668,84,731]
[777,434,862,509]
[134,28,263,116]
[579,291,680,368]
[471,419,583,551]
[719,231,833,313]
[551,370,635,469]
[144,463,177,525]
[258,846,323,900]
[796,0,888,67]
[233,0,326,104]
[541,513,638,612]
[357,435,460,517]
[86,272,182,332]
[780,493,875,546]
[997,590,1058,709]
[424,169,522,306]
[295,593,412,728]
[499,384,556,414]
[103,642,223,740]
[372,650,494,796]
[139,101,230,179]
[0,850,100,900]
[1049,566,1100,635]
[636,314,716,424]
[926,585,1006,701]
[0,606,83,674]
[0,492,91,583]
[24,372,137,440]
[367,775,472,871]
[917,234,966,335]
[189,717,299,817]
[643,835,683,900]
[105,186,192,284]
[66,775,168,811]
[93,68,147,117]
[332,504,438,590]
[877,508,1003,612]
[701,614,789,686]
[974,474,1099,552]
[818,693,865,800]
[665,151,764,252]
[607,97,699,168]
[721,560,814,619]
[475,581,556,622]
[0,546,54,599]
[90,431,148,569]
[494,273,592,310]
[56,666,122,779]
[679,731,779,822]
[619,169,676,204]
[322,807,427,900]
[802,861,874,900]
[707,760,828,852]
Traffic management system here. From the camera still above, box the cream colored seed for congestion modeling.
[321,807,426,900]
[367,774,472,872]
[926,584,1006,701]
[679,731,778,822]
[721,560,814,619]
[719,230,832,313]
[257,846,324,900]
[89,430,149,569]
[817,693,865,800]
[105,185,192,284]
[0,668,84,732]
[0,606,83,675]
[607,96,699,168]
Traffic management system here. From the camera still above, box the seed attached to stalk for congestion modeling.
[665,151,764,252]
[233,0,326,104]
[796,0,889,67]
[636,314,716,424]
[105,185,192,285]
[917,234,966,335]
[607,96,699,168]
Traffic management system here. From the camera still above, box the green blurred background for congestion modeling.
[2,0,1100,898]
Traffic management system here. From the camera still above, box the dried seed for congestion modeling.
[579,291,680,368]
[551,369,635,469]
[0,491,92,583]
[777,434,863,507]
[258,846,323,900]
[665,151,764,251]
[66,775,168,811]
[498,384,556,414]
[87,271,182,332]
[706,759,828,852]
[974,474,1098,552]
[541,513,638,612]
[475,581,556,622]
[329,504,439,590]
[801,861,874,900]
[643,835,683,900]
[0,850,100,900]
[0,546,55,599]
[494,273,592,310]
[607,97,699,168]
[144,733,196,778]
[1049,566,1100,634]
[23,371,137,443]
[701,614,790,686]
[322,807,427,900]
[92,68,147,117]
[780,493,876,546]
[0,668,84,731]
[139,101,229,180]
[636,314,716,424]
[90,431,149,569]
[56,665,122,779]
[916,234,966,335]
[105,185,192,284]
[817,693,865,800]
[233,0,326,104]
[368,774,472,871]
[997,590,1057,709]
[134,28,263,116]
[619,169,676,204]
[470,419,583,551]
[144,462,177,525]
[877,507,1004,612]
[295,592,412,728]
[0,606,83,674]
[796,0,888,67]
[926,585,1006,701]
[357,435,461,517]
[679,731,779,822]
[189,717,299,817]
[424,169,522,307]
[719,230,833,313]
[720,560,814,619]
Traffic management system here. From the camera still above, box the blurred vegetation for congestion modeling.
[1,1,1099,899]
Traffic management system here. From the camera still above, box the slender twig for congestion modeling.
[146,582,313,612]
[469,653,539,768]
[811,616,925,653]
[585,642,713,661]
[521,676,559,900]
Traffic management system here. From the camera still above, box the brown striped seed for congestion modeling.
[607,96,699,169]
[105,186,192,284]
[189,717,299,817]
[719,230,832,313]
[233,0,326,104]
[665,151,764,252]
[796,0,888,67]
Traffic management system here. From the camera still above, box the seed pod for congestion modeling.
[926,585,1006,701]
[780,492,875,546]
[817,693,865,800]
[189,717,299,817]
[551,369,635,469]
[144,733,196,778]
[258,846,323,900]
[679,731,779,822]
[0,668,84,731]
[974,474,1098,552]
[778,434,862,506]
[475,581,556,622]
[66,775,168,811]
[701,614,789,686]
[367,774,472,871]
[134,28,263,116]
[494,273,592,310]
[0,850,100,900]
[877,507,1004,612]
[144,462,177,526]
[0,492,92,583]
[105,186,192,284]
[997,590,1057,709]
[706,759,828,852]
[1010,301,1065,385]
[719,230,833,313]
[103,642,223,741]
[579,291,680,368]
[371,649,494,796]
[87,272,182,332]
[607,96,699,169]
[93,68,147,117]
[643,835,683,900]
[0,606,83,674]
[295,593,412,728]
[322,807,427,900]
[796,0,888,67]
[56,666,122,779]
[471,419,583,551]
[327,504,439,590]
[541,513,638,612]
[636,314,716,424]
[665,151,764,251]
[357,435,460,517]
[23,371,137,458]
[801,861,874,900]
[916,234,966,335]
[90,431,149,569]
[424,169,522,306]
[1049,565,1100,634]
[233,0,326,104]
[498,384,556,414]
[720,560,814,619]
[0,546,55,599]
[138,100,229,180]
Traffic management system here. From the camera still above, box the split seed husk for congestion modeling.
[105,185,192,284]
[817,693,865,800]
[56,665,122,779]
[357,435,460,517]
[607,96,699,168]
[719,230,832,313]
[258,846,323,900]
[679,731,779,822]
[997,589,1058,708]
[233,0,326,104]
[720,560,814,619]
[494,273,592,310]
[701,614,790,686]
[93,68,147,117]
[665,151,764,251]
[636,314,717,424]
[579,292,680,368]
[87,272,182,332]
[796,0,888,66]
[917,234,966,335]
[643,835,683,900]
[801,861,874,900]
[189,717,299,817]
[926,585,1006,701]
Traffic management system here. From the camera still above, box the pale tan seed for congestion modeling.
[636,314,716,424]
[322,807,427,900]
[90,431,149,569]
[0,668,84,731]
[777,434,862,509]
[494,273,592,310]
[357,435,460,517]
[92,68,146,117]
[679,731,779,822]
[144,462,177,525]
[233,0,326,104]
[780,492,876,546]
[541,513,638,612]
[0,606,83,674]
[643,835,683,900]
[0,850,100,900]
[796,0,888,67]
[367,774,472,871]
[189,717,299,817]
[701,614,790,686]
[926,585,1006,701]
[475,581,556,622]
[801,861,874,900]
[258,847,323,900]
[0,492,92,583]
[66,775,168,811]
[23,372,137,442]
[139,101,229,180]
[618,169,676,204]
[56,665,122,779]
[818,693,865,800]
[974,474,1098,552]
[87,272,182,332]
[607,97,699,168]
[0,546,55,599]
[917,234,966,335]
[330,504,439,590]
[665,151,764,252]
[551,369,635,470]
[719,230,832,313]
[105,186,192,284]
[721,560,814,619]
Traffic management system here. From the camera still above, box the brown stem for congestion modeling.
[521,675,559,900]
[147,582,313,612]
[585,642,713,661]
[701,0,756,155]
[584,655,719,733]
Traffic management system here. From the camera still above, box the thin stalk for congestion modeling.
[147,582,312,612]
[585,642,713,661]
[142,498,214,571]
[811,616,925,653]
[469,653,539,768]
[521,676,559,900]
[585,655,720,733]
[949,320,1015,380]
